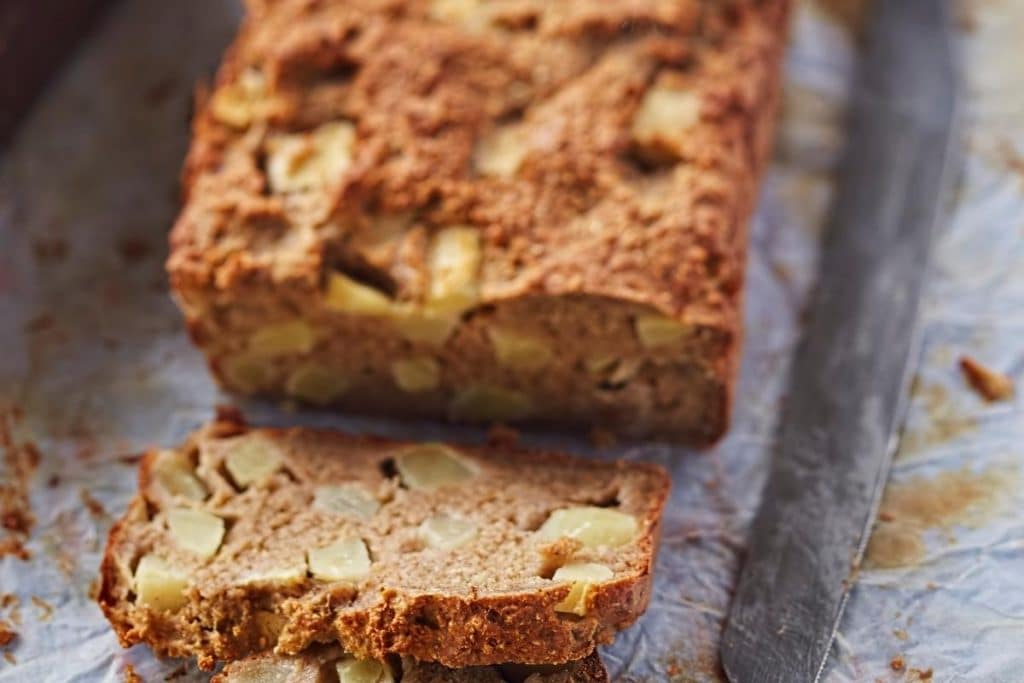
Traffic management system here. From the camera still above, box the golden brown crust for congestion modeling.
[959,355,1015,402]
[97,418,670,670]
[167,0,790,443]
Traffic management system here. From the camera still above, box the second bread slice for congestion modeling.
[98,418,669,670]
[214,645,608,683]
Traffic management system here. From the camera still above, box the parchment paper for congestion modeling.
[1,1,1021,681]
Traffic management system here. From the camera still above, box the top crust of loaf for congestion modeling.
[168,0,788,333]
[97,417,670,670]
[214,644,608,683]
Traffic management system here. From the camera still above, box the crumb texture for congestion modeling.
[98,421,669,670]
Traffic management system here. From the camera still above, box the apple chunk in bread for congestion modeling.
[167,508,225,559]
[536,507,637,549]
[308,537,372,583]
[393,443,478,491]
[552,563,614,616]
[134,555,188,611]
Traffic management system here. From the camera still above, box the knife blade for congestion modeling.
[720,1,961,681]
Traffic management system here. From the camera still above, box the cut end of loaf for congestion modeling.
[97,419,669,669]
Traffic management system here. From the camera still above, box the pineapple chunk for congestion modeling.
[536,506,637,548]
[391,356,442,392]
[389,308,459,347]
[419,514,477,550]
[221,353,275,394]
[210,68,271,128]
[336,657,395,683]
[324,272,395,316]
[248,319,316,357]
[448,385,534,422]
[393,443,478,491]
[225,435,284,488]
[427,227,482,314]
[285,362,350,405]
[313,483,381,520]
[151,450,208,502]
[552,562,613,616]
[265,120,356,193]
[634,315,686,348]
[134,555,188,611]
[307,537,372,583]
[631,85,702,158]
[488,327,553,370]
[474,125,527,177]
[166,508,226,559]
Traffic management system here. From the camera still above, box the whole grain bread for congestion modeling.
[98,417,669,670]
[214,645,608,683]
[167,0,790,444]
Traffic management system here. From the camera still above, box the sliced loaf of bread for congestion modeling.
[98,417,669,670]
[213,645,608,683]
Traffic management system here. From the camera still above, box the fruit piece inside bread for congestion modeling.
[213,644,608,683]
[98,417,669,670]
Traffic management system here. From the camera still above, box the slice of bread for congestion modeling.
[98,417,669,670]
[213,645,608,683]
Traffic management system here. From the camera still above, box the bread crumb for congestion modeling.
[893,628,908,641]
[0,537,30,561]
[123,663,143,683]
[0,408,39,562]
[80,490,106,518]
[959,356,1014,402]
[890,655,905,672]
[0,620,16,647]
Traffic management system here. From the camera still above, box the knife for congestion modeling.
[720,1,960,681]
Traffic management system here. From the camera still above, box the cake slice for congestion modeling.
[167,0,790,444]
[214,645,608,683]
[97,417,669,670]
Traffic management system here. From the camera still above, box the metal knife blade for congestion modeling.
[720,2,961,681]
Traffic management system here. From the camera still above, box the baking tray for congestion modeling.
[1,0,1023,681]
